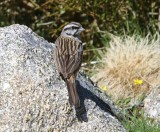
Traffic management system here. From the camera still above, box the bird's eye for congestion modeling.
[72,26,78,30]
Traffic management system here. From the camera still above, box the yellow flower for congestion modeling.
[102,86,107,91]
[134,79,143,85]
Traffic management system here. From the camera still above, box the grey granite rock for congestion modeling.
[144,86,160,124]
[0,24,126,132]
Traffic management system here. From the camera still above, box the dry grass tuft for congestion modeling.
[93,33,160,101]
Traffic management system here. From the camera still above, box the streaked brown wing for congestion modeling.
[55,36,83,78]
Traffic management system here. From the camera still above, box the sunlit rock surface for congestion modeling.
[0,24,126,132]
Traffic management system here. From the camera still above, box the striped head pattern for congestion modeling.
[61,22,84,39]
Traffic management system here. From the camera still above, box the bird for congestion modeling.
[54,22,84,111]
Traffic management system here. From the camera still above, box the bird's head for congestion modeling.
[61,22,84,39]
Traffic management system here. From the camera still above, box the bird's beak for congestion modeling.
[80,27,85,32]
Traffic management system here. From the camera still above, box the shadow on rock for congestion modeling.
[76,80,117,122]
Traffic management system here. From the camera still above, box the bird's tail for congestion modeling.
[66,75,80,108]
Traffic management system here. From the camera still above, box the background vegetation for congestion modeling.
[93,33,160,101]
